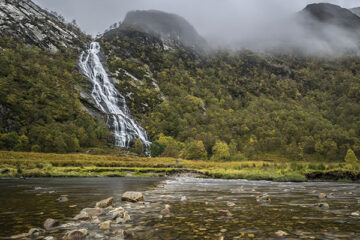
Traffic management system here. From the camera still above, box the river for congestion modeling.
[1,178,359,239]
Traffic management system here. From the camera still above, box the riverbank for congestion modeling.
[0,151,359,182]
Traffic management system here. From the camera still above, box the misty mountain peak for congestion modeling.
[301,3,360,29]
[350,7,360,17]
[121,10,206,50]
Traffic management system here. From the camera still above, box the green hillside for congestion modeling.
[100,28,360,162]
[0,36,112,153]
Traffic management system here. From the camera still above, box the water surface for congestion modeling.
[0,177,162,237]
[1,178,360,239]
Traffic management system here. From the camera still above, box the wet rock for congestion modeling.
[112,211,124,220]
[28,228,44,237]
[96,197,114,208]
[256,193,271,203]
[44,236,55,240]
[351,211,360,216]
[275,230,289,237]
[57,196,69,203]
[318,193,327,199]
[63,229,88,240]
[160,204,172,217]
[80,208,104,217]
[316,202,329,209]
[91,217,101,224]
[113,229,126,238]
[73,212,89,220]
[227,201,236,207]
[218,210,232,217]
[59,222,81,229]
[99,220,112,230]
[44,218,60,230]
[121,191,144,202]
[115,211,131,224]
[110,207,125,218]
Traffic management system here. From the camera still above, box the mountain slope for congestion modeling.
[0,0,89,52]
[350,7,360,17]
[300,3,360,29]
[0,0,112,153]
[99,8,360,161]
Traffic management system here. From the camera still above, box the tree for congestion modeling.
[182,140,207,160]
[150,141,165,157]
[157,134,183,158]
[345,149,359,164]
[211,141,230,161]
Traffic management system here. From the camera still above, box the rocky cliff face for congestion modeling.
[0,0,88,52]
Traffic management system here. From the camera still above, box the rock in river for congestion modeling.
[275,230,289,236]
[316,202,329,209]
[57,196,69,203]
[63,229,88,240]
[318,193,327,199]
[121,191,144,202]
[256,193,271,203]
[96,197,114,208]
[99,220,112,229]
[74,208,104,220]
[43,218,60,230]
[160,204,172,217]
[218,210,232,217]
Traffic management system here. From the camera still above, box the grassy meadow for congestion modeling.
[0,151,359,182]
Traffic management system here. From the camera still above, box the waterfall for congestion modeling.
[79,42,151,154]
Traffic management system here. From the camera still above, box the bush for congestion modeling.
[345,149,359,164]
[211,141,230,161]
[182,140,207,160]
[31,145,41,152]
[150,141,165,157]
[230,153,247,161]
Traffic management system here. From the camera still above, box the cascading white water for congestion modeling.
[79,42,151,154]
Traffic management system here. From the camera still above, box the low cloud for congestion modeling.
[33,0,360,54]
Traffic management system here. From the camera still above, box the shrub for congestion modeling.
[211,141,230,161]
[182,140,207,160]
[345,149,359,164]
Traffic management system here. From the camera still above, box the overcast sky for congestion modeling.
[33,0,360,37]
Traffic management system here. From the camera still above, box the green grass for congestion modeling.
[0,151,359,181]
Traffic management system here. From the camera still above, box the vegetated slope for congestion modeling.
[100,9,360,162]
[0,36,112,153]
[0,0,113,153]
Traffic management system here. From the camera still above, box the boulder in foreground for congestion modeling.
[96,197,114,208]
[121,192,144,202]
